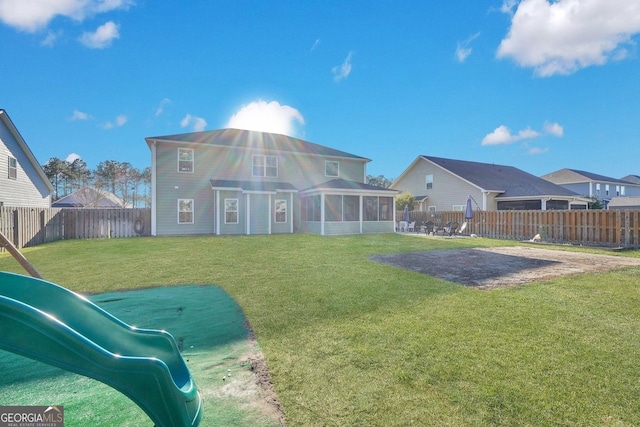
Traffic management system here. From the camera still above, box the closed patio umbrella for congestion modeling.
[465,196,474,221]
[403,205,410,222]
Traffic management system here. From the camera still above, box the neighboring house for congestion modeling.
[145,129,397,236]
[0,109,53,208]
[541,168,640,208]
[391,156,589,212]
[621,174,640,185]
[608,196,640,210]
[52,187,133,208]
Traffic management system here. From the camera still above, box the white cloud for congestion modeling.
[65,153,81,163]
[79,21,119,49]
[310,38,320,53]
[527,147,549,154]
[181,114,207,132]
[102,114,127,129]
[0,0,133,32]
[226,100,304,137]
[40,29,62,46]
[455,32,481,62]
[543,121,564,137]
[155,98,172,116]
[497,0,640,76]
[482,125,541,146]
[70,109,91,121]
[332,51,353,82]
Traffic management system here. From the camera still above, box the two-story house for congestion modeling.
[145,129,397,236]
[391,156,589,212]
[541,169,640,208]
[0,109,53,208]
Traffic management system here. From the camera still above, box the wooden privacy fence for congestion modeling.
[403,209,640,248]
[0,207,151,249]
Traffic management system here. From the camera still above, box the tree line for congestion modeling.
[42,158,151,208]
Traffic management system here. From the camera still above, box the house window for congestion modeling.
[253,155,278,177]
[275,199,287,223]
[621,186,626,196]
[605,185,610,196]
[225,199,238,224]
[595,183,600,196]
[178,148,194,173]
[177,199,194,224]
[426,174,433,190]
[616,185,620,196]
[8,157,17,180]
[428,206,437,212]
[325,161,339,177]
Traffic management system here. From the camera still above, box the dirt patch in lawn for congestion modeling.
[371,246,640,290]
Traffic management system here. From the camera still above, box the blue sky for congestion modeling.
[1,0,639,181]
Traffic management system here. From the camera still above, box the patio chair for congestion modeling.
[424,221,435,235]
[407,221,415,232]
[444,221,458,236]
[457,221,468,235]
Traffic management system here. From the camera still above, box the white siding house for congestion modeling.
[0,110,53,207]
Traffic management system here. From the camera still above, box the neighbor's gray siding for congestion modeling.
[0,123,50,208]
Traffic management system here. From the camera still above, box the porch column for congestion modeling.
[320,194,325,236]
[215,190,220,235]
[268,194,272,235]
[290,192,294,234]
[360,195,364,234]
[246,193,251,235]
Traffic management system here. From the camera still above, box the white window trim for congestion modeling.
[225,198,239,224]
[428,206,437,212]
[177,148,194,173]
[426,174,433,190]
[177,199,194,224]
[275,199,287,223]
[325,161,339,177]
[452,205,465,211]
[8,157,17,180]
[252,154,278,178]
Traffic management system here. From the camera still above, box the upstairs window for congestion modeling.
[595,183,600,196]
[426,174,433,190]
[253,155,278,177]
[178,148,194,173]
[605,184,610,196]
[621,186,626,196]
[8,157,17,179]
[325,161,339,177]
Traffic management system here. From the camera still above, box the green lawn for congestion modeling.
[2,234,640,426]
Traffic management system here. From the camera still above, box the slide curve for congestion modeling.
[0,271,202,427]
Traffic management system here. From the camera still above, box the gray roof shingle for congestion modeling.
[422,156,579,198]
[147,128,369,161]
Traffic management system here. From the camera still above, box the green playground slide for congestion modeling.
[0,271,202,427]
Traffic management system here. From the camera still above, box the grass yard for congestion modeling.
[1,234,640,426]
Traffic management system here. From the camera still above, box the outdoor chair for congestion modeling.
[457,221,468,235]
[444,221,458,236]
[424,221,435,235]
[407,221,415,232]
